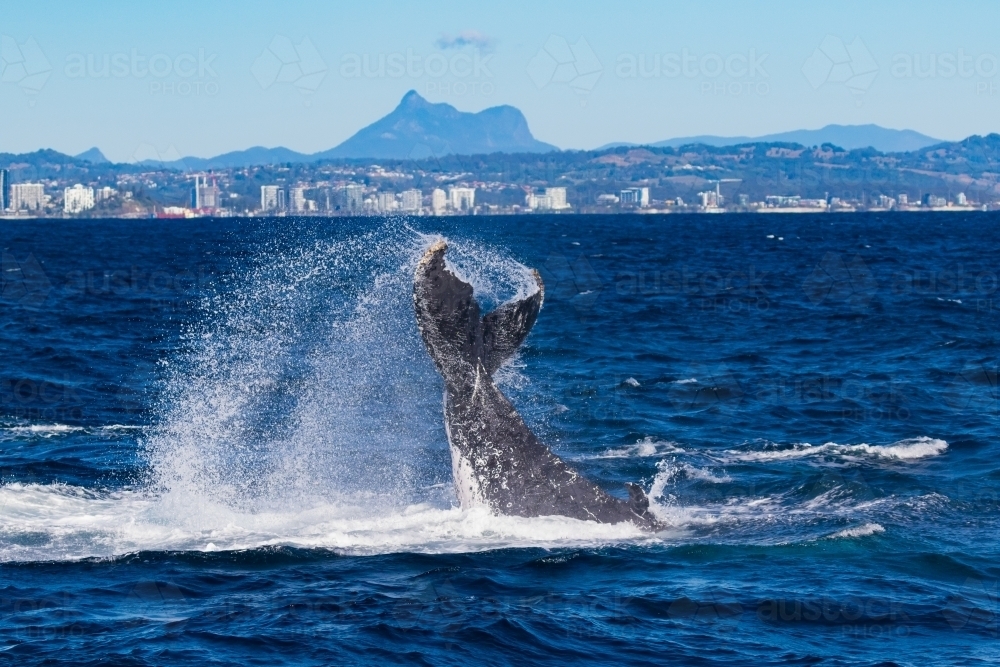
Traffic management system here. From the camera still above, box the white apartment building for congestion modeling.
[95,186,116,202]
[290,187,306,212]
[376,192,398,212]
[431,188,447,215]
[343,184,364,211]
[64,184,95,214]
[448,186,475,212]
[620,187,650,207]
[261,185,281,211]
[11,183,45,211]
[527,187,570,211]
[400,189,422,211]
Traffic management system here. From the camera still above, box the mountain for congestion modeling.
[75,147,109,164]
[129,91,557,170]
[317,90,557,159]
[146,146,312,170]
[601,124,943,154]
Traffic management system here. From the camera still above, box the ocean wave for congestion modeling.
[680,464,733,484]
[0,423,145,439]
[726,437,947,463]
[826,523,885,539]
[587,436,684,459]
[1,424,86,437]
[0,482,655,563]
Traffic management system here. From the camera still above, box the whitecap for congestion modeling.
[826,523,885,539]
[726,437,947,463]
[588,436,684,459]
[2,424,86,437]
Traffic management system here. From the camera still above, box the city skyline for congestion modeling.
[2,0,999,162]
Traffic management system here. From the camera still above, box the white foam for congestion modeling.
[1,424,86,438]
[672,378,698,385]
[727,437,947,463]
[680,464,732,484]
[0,483,654,562]
[827,523,885,539]
[624,377,640,387]
[589,436,684,459]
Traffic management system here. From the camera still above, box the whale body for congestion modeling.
[413,240,658,529]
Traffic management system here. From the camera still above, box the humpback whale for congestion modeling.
[413,240,659,529]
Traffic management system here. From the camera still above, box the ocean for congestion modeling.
[0,213,997,665]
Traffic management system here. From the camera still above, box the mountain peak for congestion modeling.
[399,89,430,108]
[319,92,558,159]
[75,147,109,164]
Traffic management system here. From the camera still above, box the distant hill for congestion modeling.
[317,90,557,159]
[601,124,943,154]
[75,147,110,164]
[134,90,557,169]
[151,146,313,171]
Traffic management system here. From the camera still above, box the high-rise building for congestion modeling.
[431,188,447,215]
[10,183,45,211]
[448,186,475,212]
[898,194,909,206]
[957,192,967,206]
[0,169,9,211]
[400,189,422,211]
[344,184,364,211]
[698,190,719,207]
[95,186,116,203]
[290,187,306,212]
[546,187,568,209]
[276,189,286,211]
[376,192,398,213]
[64,184,96,214]
[877,194,896,209]
[261,185,280,211]
[527,187,570,211]
[619,187,650,207]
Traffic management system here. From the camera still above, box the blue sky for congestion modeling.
[2,0,999,161]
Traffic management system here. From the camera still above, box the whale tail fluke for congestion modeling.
[414,240,544,384]
[481,268,543,374]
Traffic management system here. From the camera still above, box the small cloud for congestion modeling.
[435,30,493,50]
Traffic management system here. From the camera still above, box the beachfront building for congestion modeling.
[63,184,95,214]
[526,187,570,211]
[400,189,422,212]
[431,188,447,215]
[261,185,282,211]
[620,187,650,207]
[448,186,475,212]
[11,183,45,211]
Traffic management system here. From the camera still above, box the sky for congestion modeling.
[2,0,999,162]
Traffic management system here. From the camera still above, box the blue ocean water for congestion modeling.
[0,213,997,665]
